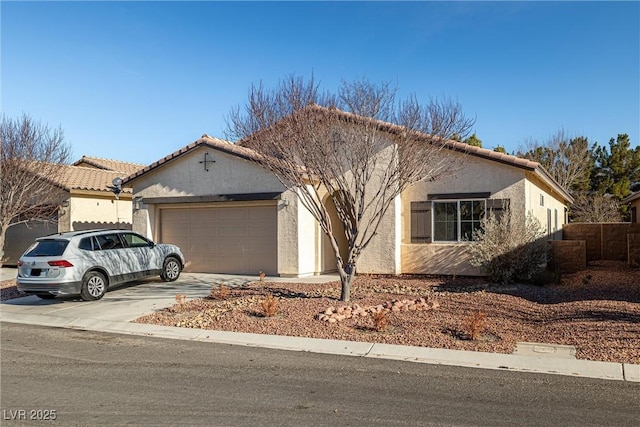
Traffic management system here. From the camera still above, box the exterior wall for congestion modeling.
[524,171,567,240]
[351,144,400,275]
[67,193,132,231]
[131,146,284,199]
[400,153,528,275]
[277,188,318,277]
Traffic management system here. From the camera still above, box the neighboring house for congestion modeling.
[124,115,573,277]
[3,157,143,265]
[623,191,640,223]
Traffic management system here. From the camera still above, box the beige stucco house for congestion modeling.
[3,156,144,265]
[123,120,572,277]
[623,191,640,223]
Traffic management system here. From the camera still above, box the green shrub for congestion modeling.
[467,203,549,285]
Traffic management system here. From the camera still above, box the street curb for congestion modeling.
[1,311,638,382]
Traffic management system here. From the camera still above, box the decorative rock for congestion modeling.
[317,296,439,323]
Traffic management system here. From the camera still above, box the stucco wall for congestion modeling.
[277,188,315,277]
[350,143,400,275]
[131,146,286,198]
[524,172,567,240]
[68,194,132,230]
[400,153,528,275]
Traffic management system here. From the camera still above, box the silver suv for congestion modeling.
[17,229,185,301]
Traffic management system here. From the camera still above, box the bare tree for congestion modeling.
[0,114,71,264]
[228,76,474,301]
[518,129,593,194]
[570,193,623,223]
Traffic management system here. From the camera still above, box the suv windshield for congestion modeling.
[25,240,69,257]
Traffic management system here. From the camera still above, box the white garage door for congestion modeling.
[159,204,278,275]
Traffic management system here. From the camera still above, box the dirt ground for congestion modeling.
[134,260,640,364]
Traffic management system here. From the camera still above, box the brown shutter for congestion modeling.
[411,201,432,243]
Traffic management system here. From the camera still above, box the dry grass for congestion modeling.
[463,311,488,340]
[372,310,388,332]
[261,293,279,317]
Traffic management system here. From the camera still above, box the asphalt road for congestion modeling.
[1,323,638,426]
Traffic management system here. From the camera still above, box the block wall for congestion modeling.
[549,240,587,273]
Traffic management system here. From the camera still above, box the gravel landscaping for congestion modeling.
[3,261,638,364]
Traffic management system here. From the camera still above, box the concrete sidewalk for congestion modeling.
[2,270,639,383]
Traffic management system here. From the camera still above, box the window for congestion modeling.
[121,233,152,248]
[433,201,458,241]
[78,236,97,251]
[540,194,545,206]
[433,200,486,242]
[411,197,508,244]
[95,234,124,250]
[25,240,69,257]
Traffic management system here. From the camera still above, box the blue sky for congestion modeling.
[2,1,639,166]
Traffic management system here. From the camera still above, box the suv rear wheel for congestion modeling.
[160,256,181,282]
[80,271,107,301]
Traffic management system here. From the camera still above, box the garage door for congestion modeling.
[159,204,278,275]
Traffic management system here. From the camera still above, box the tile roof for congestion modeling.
[72,155,145,175]
[48,164,132,194]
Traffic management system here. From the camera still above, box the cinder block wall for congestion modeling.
[549,240,587,273]
[563,224,601,262]
[563,223,640,262]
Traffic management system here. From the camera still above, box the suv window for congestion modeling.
[25,240,69,257]
[95,234,124,250]
[78,236,97,251]
[121,233,152,248]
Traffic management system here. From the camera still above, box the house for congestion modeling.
[623,191,640,223]
[124,109,572,277]
[2,157,144,265]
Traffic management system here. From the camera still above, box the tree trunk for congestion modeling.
[338,263,356,302]
[0,222,8,267]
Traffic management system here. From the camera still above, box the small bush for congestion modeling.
[175,294,187,307]
[372,310,388,332]
[467,202,549,285]
[463,311,487,340]
[261,293,279,317]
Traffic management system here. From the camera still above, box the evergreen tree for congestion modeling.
[462,133,483,147]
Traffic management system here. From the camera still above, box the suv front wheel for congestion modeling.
[80,271,107,301]
[161,257,181,282]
